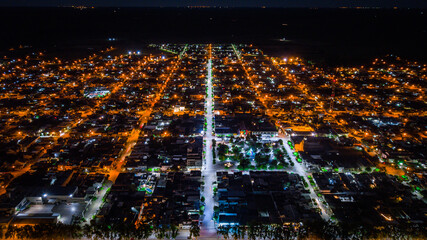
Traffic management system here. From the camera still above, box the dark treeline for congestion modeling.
[0,222,201,239]
[217,221,426,240]
[0,220,425,239]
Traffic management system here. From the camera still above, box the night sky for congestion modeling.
[0,0,426,8]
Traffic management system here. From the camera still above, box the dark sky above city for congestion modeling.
[0,0,426,8]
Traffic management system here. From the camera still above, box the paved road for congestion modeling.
[82,181,112,224]
[231,44,332,221]
[201,54,216,235]
[108,139,135,183]
[85,47,190,226]
[281,136,332,220]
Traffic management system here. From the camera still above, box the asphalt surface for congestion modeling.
[201,56,217,235]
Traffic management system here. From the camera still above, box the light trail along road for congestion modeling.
[201,44,216,235]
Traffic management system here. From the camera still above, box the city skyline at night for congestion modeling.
[0,2,426,239]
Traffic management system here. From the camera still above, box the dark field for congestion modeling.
[1,7,426,65]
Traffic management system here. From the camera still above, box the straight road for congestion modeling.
[82,181,112,223]
[232,44,332,221]
[281,136,332,220]
[87,46,189,226]
[201,45,216,235]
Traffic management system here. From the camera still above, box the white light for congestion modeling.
[43,194,47,197]
[128,51,132,55]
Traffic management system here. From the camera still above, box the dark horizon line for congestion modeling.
[2,0,427,8]
[0,6,426,9]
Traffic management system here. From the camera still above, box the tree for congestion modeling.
[4,225,16,239]
[170,224,179,239]
[238,157,251,170]
[155,225,168,239]
[218,144,229,161]
[70,224,83,239]
[296,223,308,239]
[239,225,247,240]
[83,224,93,239]
[247,223,258,240]
[254,153,269,169]
[269,159,278,169]
[251,134,258,142]
[189,222,200,239]
[275,149,285,163]
[272,224,284,240]
[263,224,273,239]
[281,225,296,240]
[0,225,5,239]
[217,225,230,239]
[231,225,244,239]
[232,146,240,156]
[139,224,154,239]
